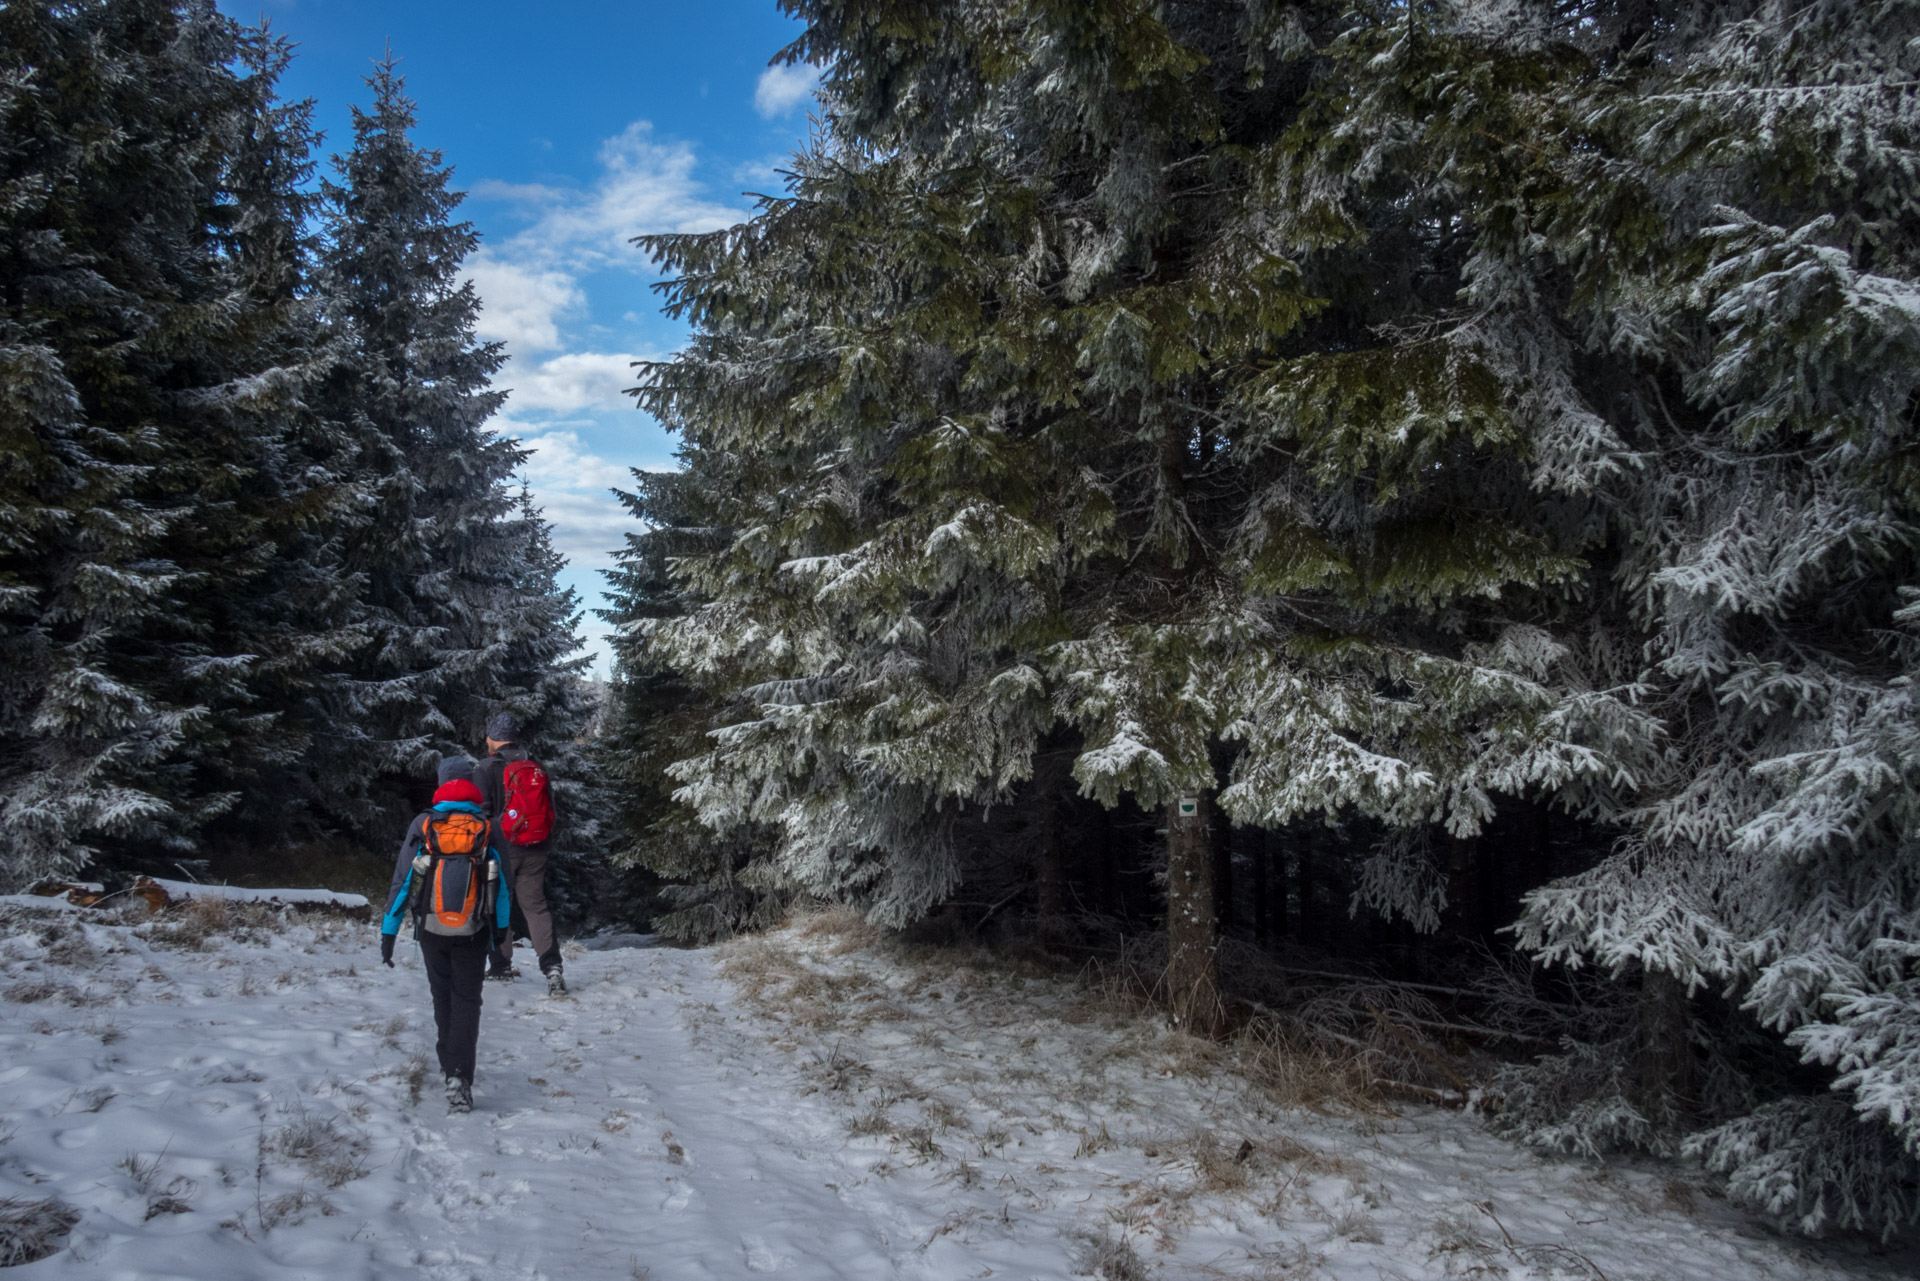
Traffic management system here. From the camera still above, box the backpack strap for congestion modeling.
[421,814,441,859]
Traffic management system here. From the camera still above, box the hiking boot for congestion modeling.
[445,1074,473,1114]
[486,965,518,982]
[545,969,568,998]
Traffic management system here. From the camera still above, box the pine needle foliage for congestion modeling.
[633,1,1640,932]
[616,0,1920,1236]
[0,12,598,886]
[1246,0,1920,1239]
[311,59,592,836]
[0,1,348,882]
[599,460,784,940]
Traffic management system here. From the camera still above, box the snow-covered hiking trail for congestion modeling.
[1,898,1913,1281]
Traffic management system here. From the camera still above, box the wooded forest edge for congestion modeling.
[4,0,1918,1246]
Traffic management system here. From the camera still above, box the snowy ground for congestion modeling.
[0,897,1912,1280]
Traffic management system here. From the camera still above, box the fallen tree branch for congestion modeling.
[1367,1002,1472,1094]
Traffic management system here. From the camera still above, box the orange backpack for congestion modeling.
[416,811,491,935]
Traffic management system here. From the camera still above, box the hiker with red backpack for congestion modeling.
[474,712,565,995]
[379,758,512,1115]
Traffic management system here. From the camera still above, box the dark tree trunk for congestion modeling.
[1527,799,1551,900]
[1474,818,1499,941]
[1445,835,1476,938]
[1267,829,1288,941]
[1296,841,1317,949]
[1252,826,1269,943]
[1212,805,1235,934]
[1165,792,1221,1036]
[1093,802,1116,917]
[1638,968,1694,1121]
[1035,791,1064,949]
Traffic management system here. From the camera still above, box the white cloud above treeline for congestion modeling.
[466,120,743,354]
[456,120,739,673]
[505,351,651,413]
[754,63,818,118]
[490,417,643,578]
[465,259,580,352]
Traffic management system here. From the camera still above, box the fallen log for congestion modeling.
[27,882,110,908]
[133,877,372,922]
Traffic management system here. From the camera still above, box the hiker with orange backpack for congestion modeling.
[474,711,565,995]
[379,760,512,1114]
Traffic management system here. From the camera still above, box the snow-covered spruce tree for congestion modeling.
[1270,0,1920,1237]
[636,0,1649,1029]
[150,25,378,850]
[0,2,351,885]
[599,463,783,940]
[312,59,566,835]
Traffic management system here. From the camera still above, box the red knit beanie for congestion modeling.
[433,779,484,807]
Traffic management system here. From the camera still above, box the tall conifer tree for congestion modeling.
[313,58,534,831]
[601,462,781,939]
[149,25,371,846]
[629,0,1645,1033]
[0,1,342,883]
[624,0,1920,1229]
[1275,0,1920,1237]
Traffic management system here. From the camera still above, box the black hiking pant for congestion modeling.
[419,930,489,1082]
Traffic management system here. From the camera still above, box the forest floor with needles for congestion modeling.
[0,894,1914,1280]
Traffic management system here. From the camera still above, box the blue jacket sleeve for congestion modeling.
[492,847,512,929]
[382,817,425,936]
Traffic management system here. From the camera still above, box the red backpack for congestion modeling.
[500,758,555,846]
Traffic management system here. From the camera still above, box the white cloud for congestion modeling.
[489,419,638,574]
[754,63,819,119]
[732,156,791,193]
[467,256,582,353]
[502,351,650,413]
[463,121,744,362]
[510,423,635,496]
[534,487,634,573]
[460,122,728,674]
[470,123,743,281]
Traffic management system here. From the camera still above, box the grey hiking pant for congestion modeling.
[493,846,560,974]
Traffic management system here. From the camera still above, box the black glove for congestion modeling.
[380,934,395,968]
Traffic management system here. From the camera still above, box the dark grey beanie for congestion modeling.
[485,711,519,742]
[437,754,477,785]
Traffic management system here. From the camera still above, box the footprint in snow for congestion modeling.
[740,1232,791,1272]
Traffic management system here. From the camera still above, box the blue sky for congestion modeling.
[218,1,819,674]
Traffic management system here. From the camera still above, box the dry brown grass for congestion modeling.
[1075,1232,1151,1281]
[355,1013,408,1051]
[122,1151,197,1221]
[1187,1131,1255,1194]
[0,1197,80,1267]
[266,1108,369,1189]
[718,936,903,1031]
[1081,935,1479,1114]
[1237,1016,1390,1114]
[36,921,101,968]
[847,1093,896,1137]
[2,980,84,1006]
[1076,1122,1116,1158]
[393,1053,429,1107]
[793,902,881,953]
[144,898,281,951]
